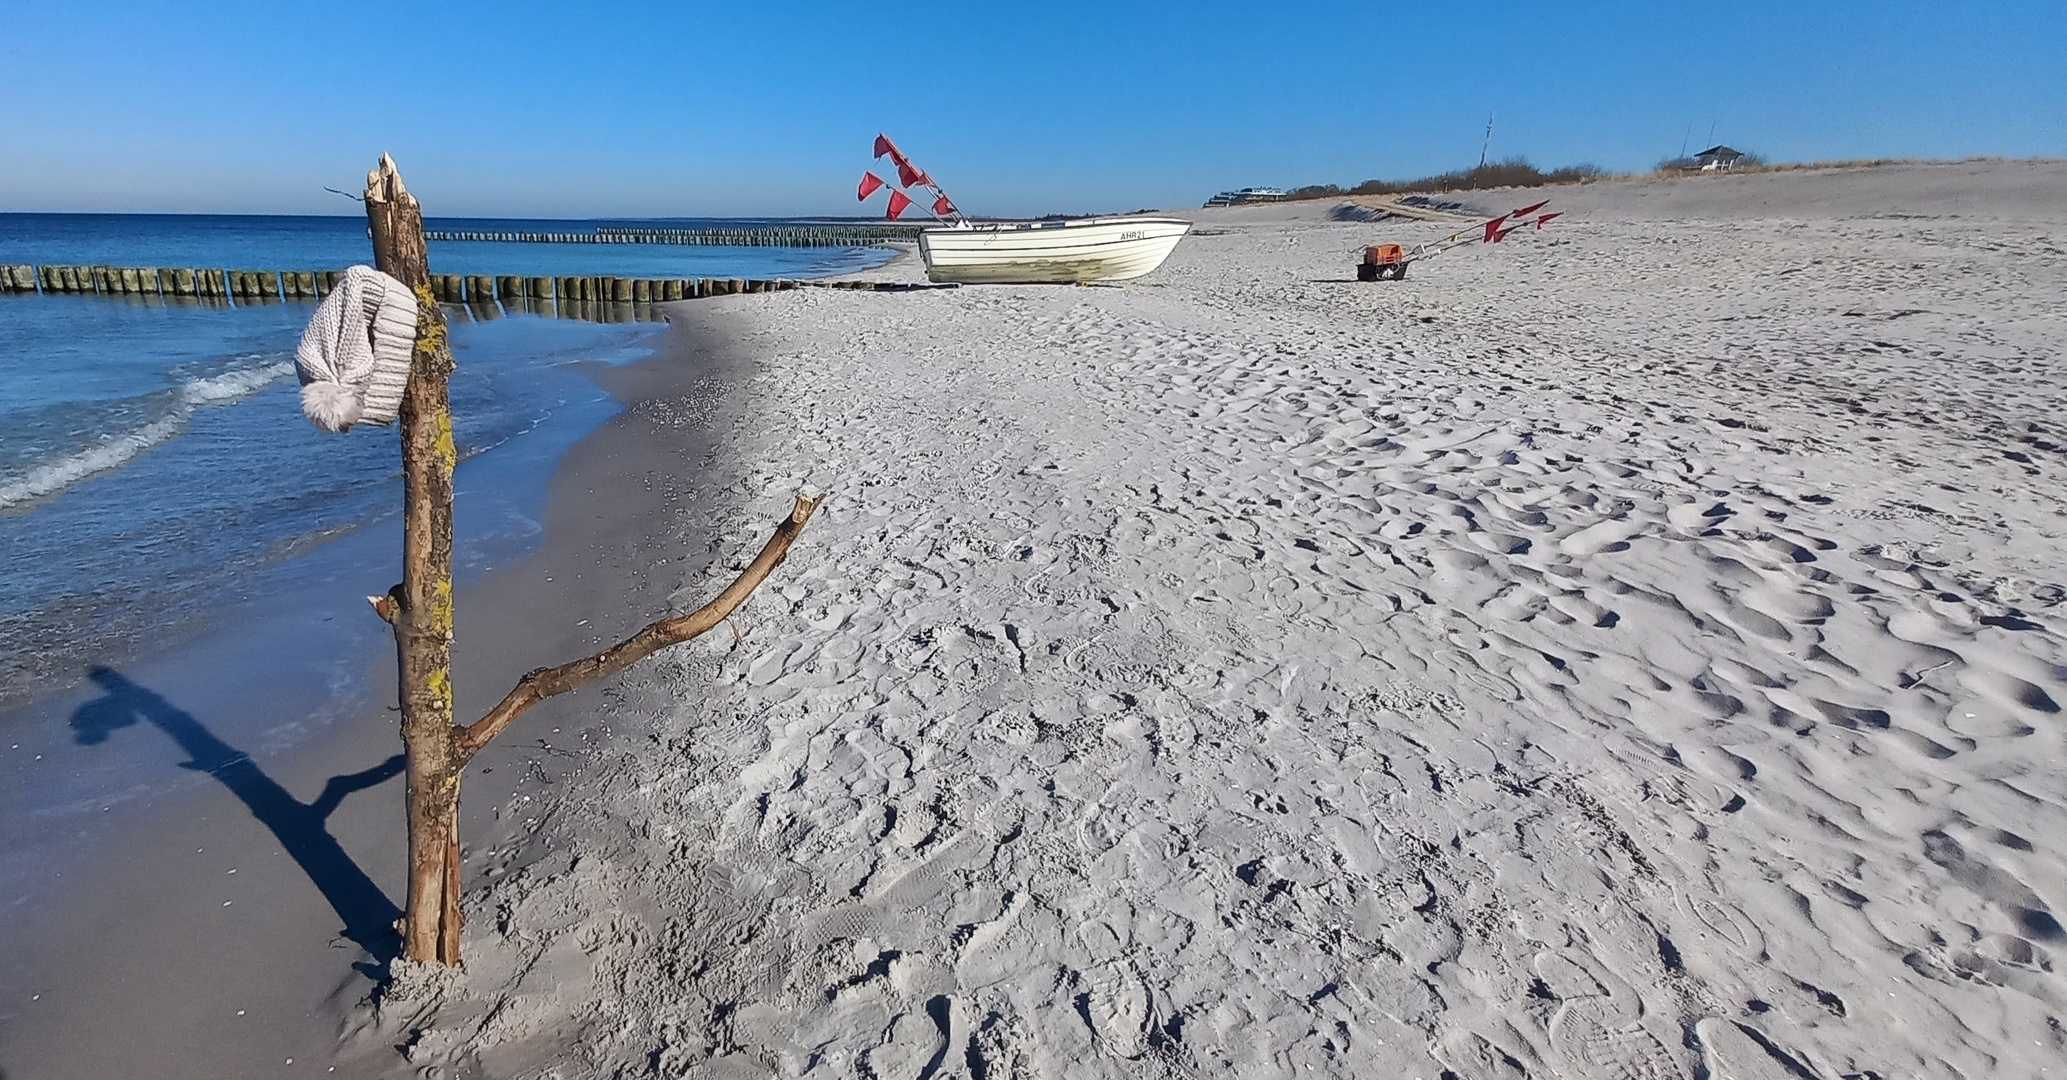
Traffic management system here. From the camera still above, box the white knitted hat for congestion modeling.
[295,264,419,431]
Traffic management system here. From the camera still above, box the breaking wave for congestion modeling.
[0,361,295,510]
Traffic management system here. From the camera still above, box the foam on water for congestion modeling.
[0,211,888,714]
[0,360,295,509]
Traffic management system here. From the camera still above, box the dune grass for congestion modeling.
[1283,153,1999,203]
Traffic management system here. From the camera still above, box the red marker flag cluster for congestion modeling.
[897,159,932,189]
[856,132,960,223]
[1480,200,1561,243]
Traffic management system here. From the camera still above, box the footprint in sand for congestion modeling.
[1433,1028,1532,1079]
[1675,893,1767,961]
[1695,1017,1819,1080]
[1079,962,1152,1059]
[1559,517,1648,557]
[1433,648,1523,703]
[1956,666,2061,715]
[1742,586,1835,623]
[1667,501,1734,531]
[1547,590,1615,626]
[1548,997,1689,1080]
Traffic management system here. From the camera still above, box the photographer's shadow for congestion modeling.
[71,666,403,967]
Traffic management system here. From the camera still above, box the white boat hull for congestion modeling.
[918,216,1191,284]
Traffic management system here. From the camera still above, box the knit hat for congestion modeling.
[295,264,419,432]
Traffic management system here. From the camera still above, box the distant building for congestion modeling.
[1693,145,1747,171]
[1204,187,1288,207]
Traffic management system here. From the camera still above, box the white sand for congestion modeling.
[350,160,2067,1079]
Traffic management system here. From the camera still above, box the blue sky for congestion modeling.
[1,1,2059,217]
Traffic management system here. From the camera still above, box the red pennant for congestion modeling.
[896,159,931,189]
[1535,211,1562,229]
[873,133,900,160]
[1483,218,1505,243]
[885,189,912,220]
[1493,224,1521,242]
[932,194,956,216]
[857,172,885,201]
[1512,199,1550,218]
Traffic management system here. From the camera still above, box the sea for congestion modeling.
[0,213,889,903]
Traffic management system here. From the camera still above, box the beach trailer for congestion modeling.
[1354,201,1563,282]
[1357,243,1408,280]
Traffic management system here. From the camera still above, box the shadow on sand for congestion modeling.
[70,666,403,969]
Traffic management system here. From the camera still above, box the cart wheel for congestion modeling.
[1356,262,1378,282]
[1389,263,1408,280]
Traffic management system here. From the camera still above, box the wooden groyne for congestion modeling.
[424,224,923,246]
[0,262,912,321]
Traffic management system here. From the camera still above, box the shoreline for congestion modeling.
[346,160,2059,1078]
[4,159,2063,1078]
[0,310,749,1078]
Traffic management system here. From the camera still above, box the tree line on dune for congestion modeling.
[1286,149,1782,200]
[1287,157,1611,200]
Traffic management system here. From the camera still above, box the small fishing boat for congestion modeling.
[917,216,1193,284]
[857,134,1192,284]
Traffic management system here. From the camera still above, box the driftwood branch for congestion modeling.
[454,493,825,759]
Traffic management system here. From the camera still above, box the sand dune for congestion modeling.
[351,161,2067,1079]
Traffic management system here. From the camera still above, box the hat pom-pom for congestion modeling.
[301,381,363,432]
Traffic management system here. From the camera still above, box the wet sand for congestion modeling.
[0,315,747,1079]
[8,158,2066,1079]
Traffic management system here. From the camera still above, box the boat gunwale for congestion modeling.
[919,215,1193,236]
[918,232,1190,257]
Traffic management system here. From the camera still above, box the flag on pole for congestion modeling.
[896,159,931,189]
[1535,212,1562,229]
[933,194,956,216]
[873,133,902,161]
[1483,218,1506,243]
[1512,200,1550,218]
[857,172,885,200]
[886,189,913,220]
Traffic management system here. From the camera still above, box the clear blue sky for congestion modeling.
[2,1,2059,218]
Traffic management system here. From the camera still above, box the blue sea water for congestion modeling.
[0,212,891,280]
[0,213,890,709]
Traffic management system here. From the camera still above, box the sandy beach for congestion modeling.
[7,158,2064,1079]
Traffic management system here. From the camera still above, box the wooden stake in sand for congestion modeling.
[356,154,822,967]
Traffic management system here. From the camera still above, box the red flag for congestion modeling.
[857,172,885,201]
[896,159,931,189]
[1512,199,1550,218]
[873,133,900,160]
[932,194,956,216]
[1493,224,1521,242]
[1483,217,1505,243]
[886,189,913,220]
[1535,211,1563,229]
